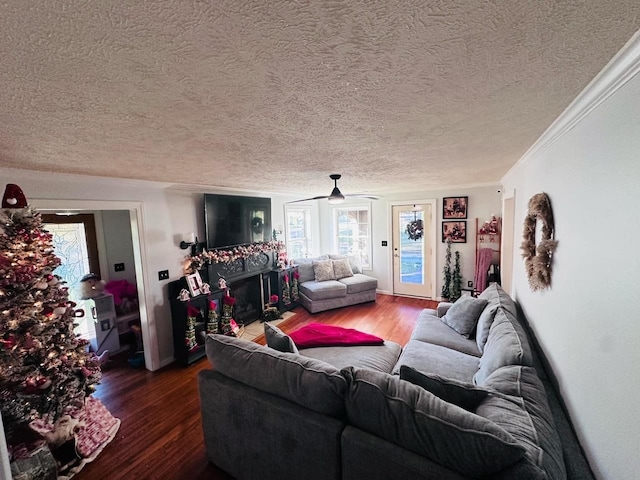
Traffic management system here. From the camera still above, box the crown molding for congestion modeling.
[503,30,640,180]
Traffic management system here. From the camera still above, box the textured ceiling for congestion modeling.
[0,1,638,198]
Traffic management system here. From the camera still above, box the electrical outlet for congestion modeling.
[381,241,388,246]
[114,263,125,272]
[467,280,473,288]
[158,270,169,281]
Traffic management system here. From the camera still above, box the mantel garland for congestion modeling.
[183,240,285,275]
[520,193,557,291]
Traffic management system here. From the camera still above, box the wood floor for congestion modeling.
[79,294,438,480]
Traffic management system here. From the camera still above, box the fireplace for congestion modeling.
[228,274,264,325]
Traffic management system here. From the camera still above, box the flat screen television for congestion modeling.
[204,194,272,249]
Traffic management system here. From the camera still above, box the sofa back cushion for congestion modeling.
[205,334,346,416]
[474,309,533,385]
[477,366,566,480]
[295,255,329,283]
[476,283,519,352]
[342,367,525,477]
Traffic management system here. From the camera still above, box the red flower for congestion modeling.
[270,294,279,303]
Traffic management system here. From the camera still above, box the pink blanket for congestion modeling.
[289,323,384,348]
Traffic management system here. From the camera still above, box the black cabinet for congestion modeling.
[269,266,299,312]
[169,277,225,366]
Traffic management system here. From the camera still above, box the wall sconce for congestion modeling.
[180,233,198,255]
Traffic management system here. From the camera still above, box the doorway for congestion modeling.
[391,201,436,298]
[32,199,156,371]
[501,193,516,296]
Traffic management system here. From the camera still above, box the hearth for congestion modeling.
[229,274,264,325]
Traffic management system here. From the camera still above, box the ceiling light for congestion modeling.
[327,187,345,204]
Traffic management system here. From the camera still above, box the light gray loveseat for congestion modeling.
[293,254,377,313]
[198,284,594,480]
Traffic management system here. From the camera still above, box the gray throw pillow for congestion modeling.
[313,259,337,282]
[264,322,299,354]
[399,365,489,411]
[441,296,489,338]
[341,367,525,477]
[332,258,354,279]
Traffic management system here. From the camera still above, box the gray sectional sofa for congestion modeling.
[293,254,377,313]
[198,284,594,480]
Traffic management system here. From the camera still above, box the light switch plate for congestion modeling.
[158,270,169,281]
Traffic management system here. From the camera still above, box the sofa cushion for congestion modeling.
[264,322,298,354]
[477,366,566,480]
[300,280,347,301]
[441,296,489,338]
[399,366,489,411]
[313,259,337,282]
[301,342,402,373]
[332,258,354,279]
[342,367,525,477]
[411,309,481,357]
[295,255,329,283]
[392,340,480,383]
[474,309,533,385]
[476,283,519,352]
[337,273,377,294]
[205,334,346,416]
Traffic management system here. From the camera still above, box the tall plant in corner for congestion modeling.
[450,251,462,301]
[441,238,453,300]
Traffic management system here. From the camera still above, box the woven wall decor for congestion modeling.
[520,193,558,291]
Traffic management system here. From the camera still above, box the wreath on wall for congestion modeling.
[520,193,558,291]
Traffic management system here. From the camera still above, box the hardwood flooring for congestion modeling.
[79,294,438,480]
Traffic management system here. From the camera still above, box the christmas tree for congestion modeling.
[0,184,102,441]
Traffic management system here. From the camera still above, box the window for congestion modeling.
[285,205,314,259]
[333,205,371,269]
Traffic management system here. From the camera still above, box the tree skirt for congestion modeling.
[30,396,120,479]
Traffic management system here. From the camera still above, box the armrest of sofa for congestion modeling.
[437,302,454,317]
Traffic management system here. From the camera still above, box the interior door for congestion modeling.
[392,204,433,297]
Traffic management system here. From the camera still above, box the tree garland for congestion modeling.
[520,193,557,291]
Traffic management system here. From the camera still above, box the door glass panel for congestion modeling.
[44,222,91,300]
[398,210,424,285]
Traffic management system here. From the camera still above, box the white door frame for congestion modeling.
[31,199,157,372]
[388,199,437,299]
[500,190,516,297]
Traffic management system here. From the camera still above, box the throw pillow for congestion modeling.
[441,296,489,338]
[313,259,337,282]
[264,322,299,354]
[399,365,489,411]
[332,258,354,279]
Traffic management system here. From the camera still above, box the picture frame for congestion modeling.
[443,196,468,219]
[442,221,467,243]
[186,271,204,297]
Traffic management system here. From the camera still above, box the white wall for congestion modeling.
[501,36,640,480]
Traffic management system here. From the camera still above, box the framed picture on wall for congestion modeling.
[186,271,203,297]
[443,196,468,219]
[442,221,467,243]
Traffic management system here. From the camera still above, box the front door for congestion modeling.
[392,203,434,298]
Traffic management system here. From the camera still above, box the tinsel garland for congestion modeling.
[183,240,285,274]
